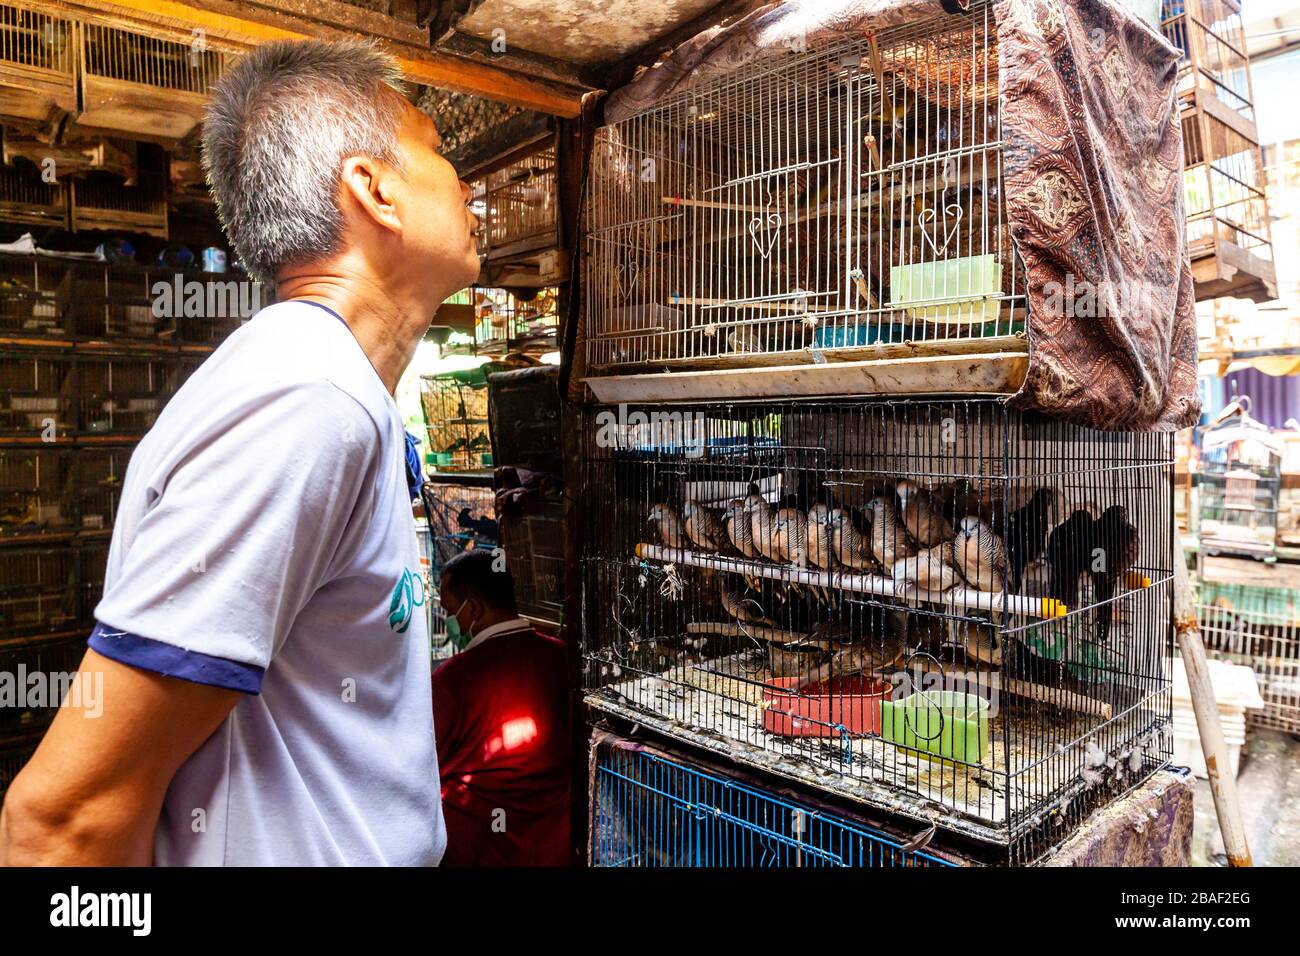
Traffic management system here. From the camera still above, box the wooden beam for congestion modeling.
[30,0,585,116]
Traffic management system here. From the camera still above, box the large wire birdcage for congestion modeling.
[591,733,958,867]
[581,398,1174,861]
[585,2,1024,374]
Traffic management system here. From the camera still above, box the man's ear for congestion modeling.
[340,155,402,234]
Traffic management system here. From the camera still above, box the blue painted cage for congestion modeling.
[591,737,957,867]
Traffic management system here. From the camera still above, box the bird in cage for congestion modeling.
[773,506,808,568]
[865,496,917,566]
[953,517,1007,593]
[805,504,842,607]
[683,498,733,553]
[827,507,879,572]
[1043,504,1103,608]
[805,503,835,572]
[1091,505,1141,643]
[891,541,962,594]
[744,493,783,562]
[718,573,776,628]
[1020,556,1053,599]
[896,478,955,547]
[1005,487,1057,590]
[648,502,688,550]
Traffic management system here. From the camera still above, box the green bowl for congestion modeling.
[881,690,990,765]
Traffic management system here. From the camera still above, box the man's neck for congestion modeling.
[276,267,439,394]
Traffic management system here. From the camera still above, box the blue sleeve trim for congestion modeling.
[88,622,264,695]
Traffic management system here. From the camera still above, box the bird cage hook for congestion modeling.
[918,203,963,258]
[747,189,783,260]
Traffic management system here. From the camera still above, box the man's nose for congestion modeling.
[460,180,471,203]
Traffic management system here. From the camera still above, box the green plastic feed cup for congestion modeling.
[889,254,1002,325]
[881,690,990,765]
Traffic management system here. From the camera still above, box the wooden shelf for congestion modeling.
[585,351,1028,403]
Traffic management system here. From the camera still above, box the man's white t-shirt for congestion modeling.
[90,299,444,866]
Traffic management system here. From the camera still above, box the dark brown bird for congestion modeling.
[1005,488,1056,589]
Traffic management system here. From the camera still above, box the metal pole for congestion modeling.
[1173,540,1252,867]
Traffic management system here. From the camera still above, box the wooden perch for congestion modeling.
[686,621,822,646]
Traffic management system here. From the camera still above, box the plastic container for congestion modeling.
[762,675,888,737]
[1171,657,1263,779]
[889,254,1002,325]
[881,690,990,764]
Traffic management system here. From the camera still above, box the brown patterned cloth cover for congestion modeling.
[601,0,1200,431]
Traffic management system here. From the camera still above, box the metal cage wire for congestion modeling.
[584,1,1024,372]
[1196,599,1300,735]
[581,397,1174,860]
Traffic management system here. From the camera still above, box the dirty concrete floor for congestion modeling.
[1190,729,1300,866]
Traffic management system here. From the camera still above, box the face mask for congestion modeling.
[444,601,479,651]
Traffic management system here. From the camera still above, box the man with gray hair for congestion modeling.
[0,40,479,865]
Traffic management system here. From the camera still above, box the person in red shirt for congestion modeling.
[431,550,572,866]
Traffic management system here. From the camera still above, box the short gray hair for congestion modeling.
[201,40,408,282]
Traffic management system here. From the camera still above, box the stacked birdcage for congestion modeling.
[1197,587,1300,735]
[470,142,558,261]
[1161,0,1276,301]
[591,731,959,867]
[578,0,1184,864]
[581,399,1174,862]
[584,4,1025,393]
[470,286,559,355]
[420,476,498,655]
[419,367,495,471]
[1195,400,1282,561]
[0,446,74,538]
[0,254,71,337]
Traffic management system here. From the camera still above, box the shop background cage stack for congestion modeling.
[1161,0,1276,302]
[0,1,78,128]
[75,19,230,142]
[0,350,74,437]
[1195,400,1282,562]
[1196,585,1300,735]
[469,286,559,356]
[0,446,73,538]
[581,398,1175,862]
[420,475,498,655]
[591,732,959,867]
[470,141,558,264]
[584,2,1027,402]
[419,366,496,471]
[0,254,71,337]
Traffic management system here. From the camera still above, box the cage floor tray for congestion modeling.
[592,649,1166,839]
[584,352,1027,404]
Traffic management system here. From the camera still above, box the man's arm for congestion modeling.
[0,649,239,866]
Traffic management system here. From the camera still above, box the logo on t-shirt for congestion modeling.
[388,567,426,633]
